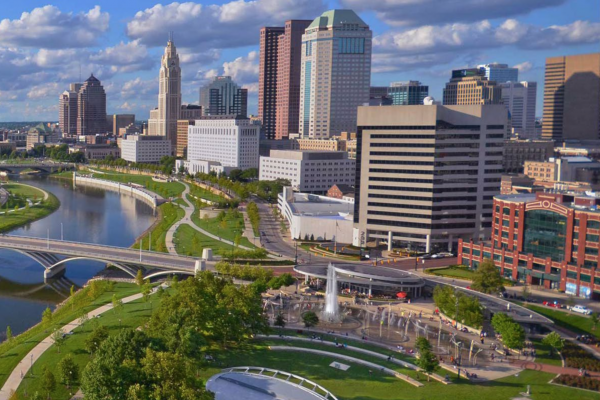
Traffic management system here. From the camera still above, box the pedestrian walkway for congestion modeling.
[510,358,600,378]
[0,290,149,400]
[164,180,253,256]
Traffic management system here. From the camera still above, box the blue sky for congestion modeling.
[0,0,598,121]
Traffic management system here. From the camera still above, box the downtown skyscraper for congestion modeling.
[299,10,372,139]
[258,20,311,140]
[157,34,182,146]
[59,83,82,136]
[77,74,106,135]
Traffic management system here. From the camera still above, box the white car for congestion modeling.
[568,305,593,315]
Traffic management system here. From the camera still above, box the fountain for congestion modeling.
[323,263,340,322]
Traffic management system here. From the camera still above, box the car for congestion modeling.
[568,305,593,315]
[542,301,563,309]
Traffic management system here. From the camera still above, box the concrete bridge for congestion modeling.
[0,235,211,281]
[0,162,76,174]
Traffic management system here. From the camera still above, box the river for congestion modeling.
[0,175,156,338]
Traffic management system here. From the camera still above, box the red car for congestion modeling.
[543,301,563,308]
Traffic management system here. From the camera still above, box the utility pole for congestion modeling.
[61,222,63,241]
[47,229,50,249]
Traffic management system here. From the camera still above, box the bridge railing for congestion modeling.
[0,235,201,263]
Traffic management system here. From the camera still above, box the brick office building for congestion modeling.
[458,192,600,298]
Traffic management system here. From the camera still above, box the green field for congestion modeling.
[525,304,596,336]
[132,202,184,252]
[0,185,60,233]
[425,265,514,286]
[96,172,185,198]
[16,294,162,399]
[189,183,226,203]
[173,224,235,256]
[0,282,140,388]
[191,209,254,249]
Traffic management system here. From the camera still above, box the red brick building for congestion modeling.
[458,192,600,298]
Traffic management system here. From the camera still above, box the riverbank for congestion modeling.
[0,281,140,389]
[0,182,60,233]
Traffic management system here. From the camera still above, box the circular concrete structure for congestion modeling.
[206,367,337,400]
[294,264,425,297]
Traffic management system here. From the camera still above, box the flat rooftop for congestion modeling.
[295,264,424,286]
[288,193,354,218]
[268,149,349,160]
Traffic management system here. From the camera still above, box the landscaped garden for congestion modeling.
[131,202,184,252]
[94,171,185,198]
[0,183,60,233]
[524,304,596,336]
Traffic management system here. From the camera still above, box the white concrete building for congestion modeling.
[279,187,354,243]
[121,135,172,163]
[259,150,355,193]
[187,116,259,170]
[501,81,537,139]
[175,159,233,176]
[299,10,372,138]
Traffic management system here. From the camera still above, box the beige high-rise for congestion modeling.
[299,10,372,138]
[157,36,182,142]
[542,53,600,141]
[443,69,502,105]
[353,104,507,253]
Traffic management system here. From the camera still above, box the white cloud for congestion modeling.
[513,61,533,73]
[27,83,60,100]
[0,6,109,48]
[90,40,153,72]
[120,78,157,99]
[223,51,259,84]
[341,0,566,27]
[374,19,600,71]
[127,0,326,49]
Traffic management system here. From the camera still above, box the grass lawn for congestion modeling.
[189,184,225,203]
[425,265,514,286]
[531,337,563,367]
[0,282,140,388]
[197,343,600,400]
[0,187,60,233]
[191,209,254,249]
[132,202,184,252]
[16,294,162,399]
[173,224,236,256]
[97,172,185,198]
[525,304,596,336]
[49,170,74,180]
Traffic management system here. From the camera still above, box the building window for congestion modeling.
[523,210,567,262]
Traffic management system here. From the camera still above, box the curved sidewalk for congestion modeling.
[510,358,600,379]
[165,180,252,256]
[0,290,149,400]
[269,346,424,387]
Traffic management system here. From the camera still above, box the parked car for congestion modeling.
[567,305,593,315]
[542,301,563,309]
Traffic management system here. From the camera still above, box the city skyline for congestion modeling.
[0,0,597,121]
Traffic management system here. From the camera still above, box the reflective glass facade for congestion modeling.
[523,210,567,262]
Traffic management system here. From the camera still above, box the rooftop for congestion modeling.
[307,9,368,30]
[288,192,354,218]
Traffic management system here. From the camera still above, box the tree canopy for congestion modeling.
[470,258,505,294]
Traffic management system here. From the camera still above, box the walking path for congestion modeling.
[0,290,149,400]
[259,335,450,384]
[269,346,424,387]
[510,358,600,378]
[164,180,253,256]
[0,183,50,215]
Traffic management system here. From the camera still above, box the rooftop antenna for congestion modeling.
[79,60,81,83]
[169,31,173,42]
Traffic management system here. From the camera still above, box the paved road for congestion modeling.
[0,235,202,272]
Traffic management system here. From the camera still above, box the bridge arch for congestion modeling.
[144,270,196,281]
[48,257,138,278]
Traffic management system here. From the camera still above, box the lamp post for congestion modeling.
[47,228,50,249]
[61,222,64,241]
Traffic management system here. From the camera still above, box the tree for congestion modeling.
[592,312,600,331]
[141,280,152,304]
[42,307,53,328]
[416,348,439,381]
[274,313,286,330]
[70,285,75,297]
[5,326,12,342]
[502,322,525,350]
[78,310,89,330]
[470,258,505,294]
[85,325,109,355]
[41,366,56,399]
[542,331,565,354]
[135,269,144,287]
[302,311,319,329]
[112,294,123,315]
[521,286,531,301]
[415,336,432,354]
[51,329,65,353]
[57,354,79,388]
